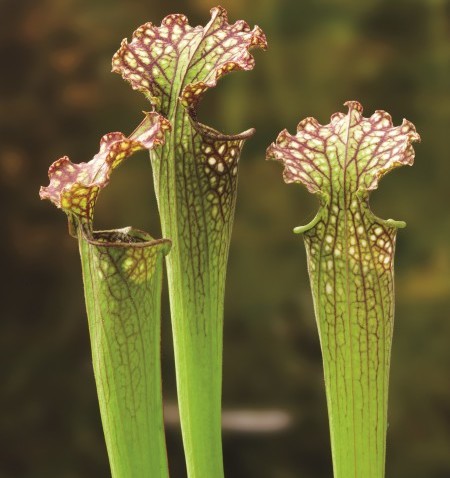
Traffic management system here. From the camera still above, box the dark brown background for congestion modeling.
[1,0,449,476]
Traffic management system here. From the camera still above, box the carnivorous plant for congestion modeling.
[112,7,267,477]
[267,101,420,478]
[40,113,171,478]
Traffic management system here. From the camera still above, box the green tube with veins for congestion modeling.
[40,113,171,477]
[267,101,420,478]
[112,7,267,477]
[79,228,170,477]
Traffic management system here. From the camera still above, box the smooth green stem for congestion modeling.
[79,227,171,478]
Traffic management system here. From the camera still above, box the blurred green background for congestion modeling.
[1,0,449,476]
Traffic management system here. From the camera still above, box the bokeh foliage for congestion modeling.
[1,0,449,477]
